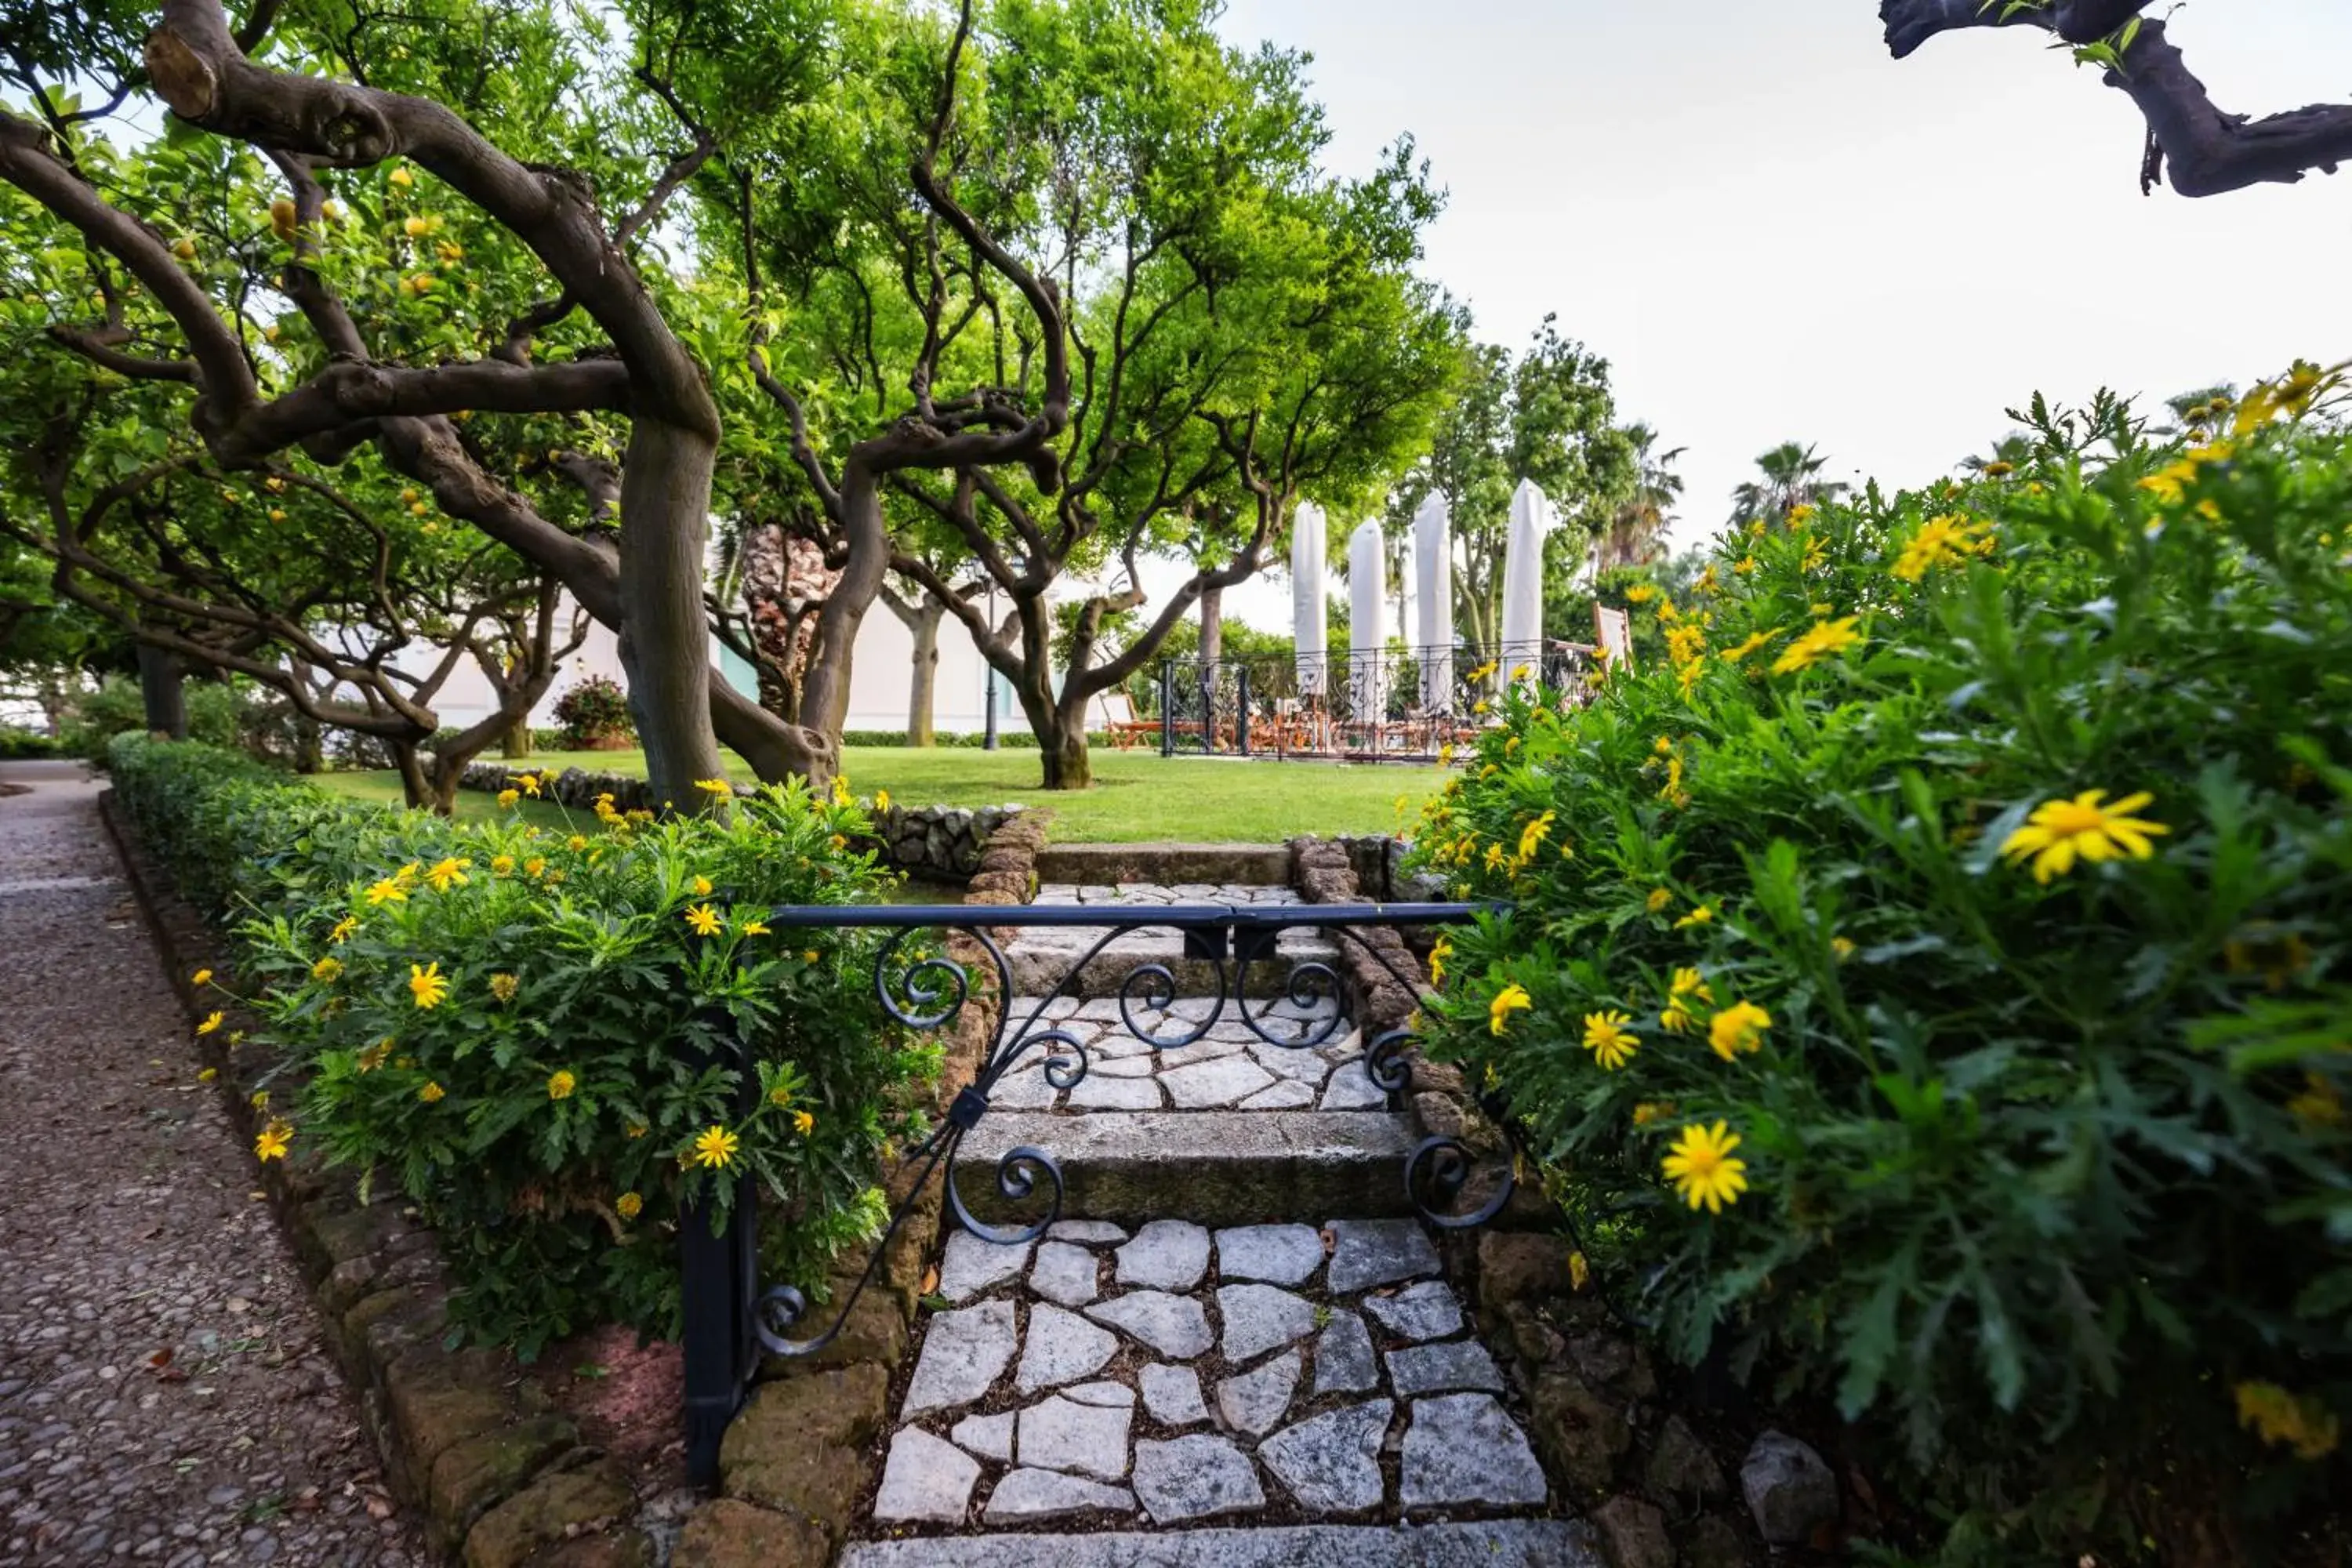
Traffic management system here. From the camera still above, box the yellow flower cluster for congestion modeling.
[2235,1381,2341,1460]
[1771,616,1862,676]
[1892,514,1995,582]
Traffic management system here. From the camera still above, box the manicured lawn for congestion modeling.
[314,746,1443,844]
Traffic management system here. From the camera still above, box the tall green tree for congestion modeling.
[719,0,1457,789]
[0,0,865,804]
[1386,316,1638,652]
[1727,440,1848,526]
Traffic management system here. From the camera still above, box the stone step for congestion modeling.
[1034,842,1294,887]
[952,1110,1421,1227]
[1007,936,1343,1000]
[841,1519,1601,1566]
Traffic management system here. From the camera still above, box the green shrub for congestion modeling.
[61,673,252,758]
[1416,368,2351,1557]
[0,724,60,758]
[551,674,636,747]
[110,735,935,1357]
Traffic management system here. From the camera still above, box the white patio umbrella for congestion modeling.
[1291,500,1327,696]
[1501,479,1553,681]
[1413,494,1454,710]
[1348,517,1388,725]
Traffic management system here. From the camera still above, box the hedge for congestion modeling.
[110,735,935,1356]
[1417,368,2351,1560]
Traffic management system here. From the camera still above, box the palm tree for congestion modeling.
[1595,423,1684,570]
[1728,441,1848,525]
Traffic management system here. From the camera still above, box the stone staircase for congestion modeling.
[843,851,1598,1565]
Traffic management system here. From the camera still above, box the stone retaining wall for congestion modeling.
[445,760,1025,883]
[102,789,1057,1568]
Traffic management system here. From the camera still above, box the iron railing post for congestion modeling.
[679,1007,760,1489]
[1159,661,1174,758]
[1236,666,1251,757]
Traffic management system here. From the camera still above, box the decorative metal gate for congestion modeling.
[676,898,1515,1486]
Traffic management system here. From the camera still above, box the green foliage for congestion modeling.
[1388,316,1641,648]
[1415,368,2352,1555]
[0,723,60,757]
[551,675,637,748]
[61,674,252,758]
[108,734,931,1358]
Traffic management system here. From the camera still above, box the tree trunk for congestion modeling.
[1039,705,1093,790]
[136,643,187,739]
[614,419,730,811]
[292,714,324,774]
[389,740,432,811]
[1198,584,1223,666]
[907,601,942,746]
[502,717,532,759]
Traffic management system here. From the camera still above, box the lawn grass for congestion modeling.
[313,744,1443,844]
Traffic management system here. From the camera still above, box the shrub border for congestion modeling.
[1284,832,1773,1568]
[101,782,1054,1568]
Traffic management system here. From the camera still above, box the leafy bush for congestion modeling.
[0,724,60,758]
[60,673,251,758]
[111,735,935,1357]
[1416,368,2351,1557]
[551,674,636,747]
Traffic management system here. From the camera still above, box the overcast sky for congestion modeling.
[1189,0,2352,630]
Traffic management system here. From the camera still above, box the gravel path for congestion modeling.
[0,764,422,1567]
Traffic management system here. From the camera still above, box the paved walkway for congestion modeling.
[0,764,419,1567]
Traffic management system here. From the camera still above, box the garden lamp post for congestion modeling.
[982,580,1000,751]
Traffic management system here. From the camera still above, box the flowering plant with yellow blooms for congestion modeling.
[108,735,922,1356]
[1404,365,2352,1556]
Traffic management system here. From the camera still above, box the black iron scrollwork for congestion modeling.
[684,897,1495,1487]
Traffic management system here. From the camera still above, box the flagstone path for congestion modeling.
[848,868,1598,1565]
[0,763,422,1567]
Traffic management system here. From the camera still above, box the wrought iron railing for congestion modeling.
[1149,639,1597,761]
[677,898,1510,1486]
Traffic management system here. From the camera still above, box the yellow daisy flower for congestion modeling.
[1581,1011,1639,1071]
[1662,1120,1749,1213]
[254,1122,292,1162]
[197,1011,225,1036]
[1708,1000,1773,1062]
[693,1124,740,1170]
[684,903,724,938]
[547,1070,576,1100]
[1998,790,2169,884]
[408,962,450,1010]
[1489,983,1533,1036]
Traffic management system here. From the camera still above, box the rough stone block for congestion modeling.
[670,1499,829,1568]
[427,1416,579,1550]
[1591,1494,1673,1568]
[463,1458,634,1568]
[1477,1231,1576,1319]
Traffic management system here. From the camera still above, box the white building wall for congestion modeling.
[400,593,1012,741]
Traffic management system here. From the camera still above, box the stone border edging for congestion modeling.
[100,789,1058,1568]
